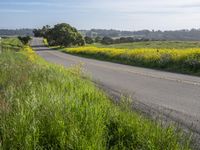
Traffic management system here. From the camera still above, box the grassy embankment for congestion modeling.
[0,38,23,51]
[62,43,200,76]
[0,39,191,149]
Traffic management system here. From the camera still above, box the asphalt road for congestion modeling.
[31,38,200,137]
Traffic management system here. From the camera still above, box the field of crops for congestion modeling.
[0,40,191,149]
[65,46,200,75]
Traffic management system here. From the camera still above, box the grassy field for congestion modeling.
[64,45,200,76]
[91,41,200,49]
[0,40,191,149]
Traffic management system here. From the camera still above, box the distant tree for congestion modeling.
[101,37,114,45]
[41,25,51,38]
[119,37,134,43]
[18,36,32,45]
[33,25,50,37]
[95,36,102,43]
[84,36,94,44]
[33,29,43,37]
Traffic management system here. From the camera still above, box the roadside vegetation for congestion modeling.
[0,38,23,51]
[0,39,191,149]
[18,36,32,45]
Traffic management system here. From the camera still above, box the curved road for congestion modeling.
[31,38,200,138]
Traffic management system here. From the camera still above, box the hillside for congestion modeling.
[81,29,200,41]
[0,29,33,37]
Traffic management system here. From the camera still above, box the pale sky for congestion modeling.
[0,0,200,30]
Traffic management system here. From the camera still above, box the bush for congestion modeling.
[101,37,114,45]
[18,36,31,45]
[95,36,102,43]
[85,36,94,44]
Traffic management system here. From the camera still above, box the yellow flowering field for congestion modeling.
[65,46,200,74]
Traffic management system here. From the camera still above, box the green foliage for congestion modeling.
[34,23,85,47]
[101,37,114,45]
[95,36,102,43]
[18,36,32,45]
[100,37,150,45]
[33,25,50,37]
[85,36,94,44]
[0,50,191,149]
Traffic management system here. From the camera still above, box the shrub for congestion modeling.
[18,36,31,45]
[85,36,94,44]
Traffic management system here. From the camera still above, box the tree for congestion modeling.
[18,36,32,45]
[75,34,85,46]
[33,29,42,37]
[47,23,85,47]
[101,37,114,45]
[33,25,50,37]
[84,36,94,44]
[95,36,102,43]
[33,23,85,47]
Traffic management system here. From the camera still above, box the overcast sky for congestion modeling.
[0,0,200,30]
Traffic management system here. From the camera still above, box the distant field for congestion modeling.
[91,41,200,49]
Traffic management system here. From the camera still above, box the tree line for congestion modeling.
[0,29,33,36]
[34,23,147,46]
[81,29,200,41]
[84,36,152,45]
[33,23,200,46]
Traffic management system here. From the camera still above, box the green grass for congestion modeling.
[0,38,23,51]
[90,41,200,49]
[0,47,191,149]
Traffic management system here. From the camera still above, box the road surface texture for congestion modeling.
[31,38,200,147]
